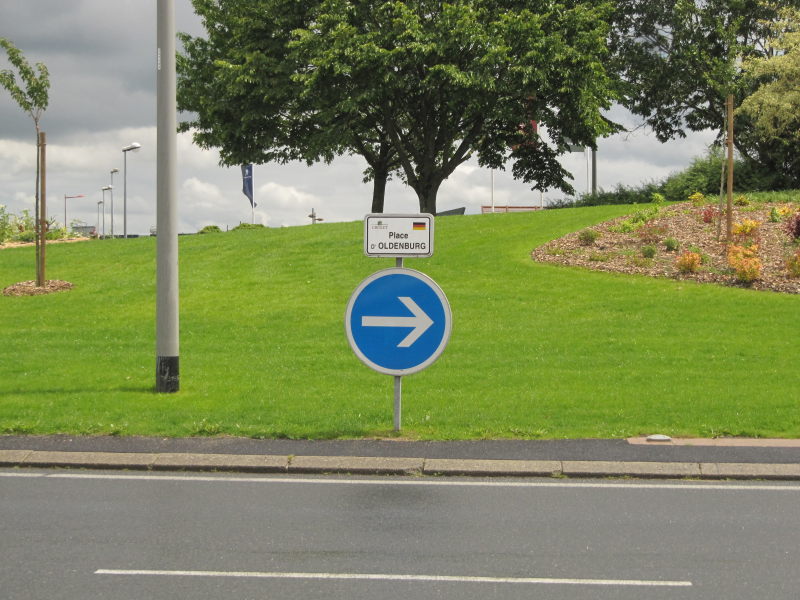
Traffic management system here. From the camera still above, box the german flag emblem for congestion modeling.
[413,222,427,231]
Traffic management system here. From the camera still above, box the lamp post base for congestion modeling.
[156,355,179,393]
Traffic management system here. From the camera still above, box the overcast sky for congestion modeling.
[0,0,717,235]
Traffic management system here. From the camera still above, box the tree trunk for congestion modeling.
[726,94,734,242]
[717,142,726,241]
[371,167,387,213]
[34,128,41,285]
[414,178,441,215]
[38,131,47,286]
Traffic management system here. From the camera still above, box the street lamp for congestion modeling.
[97,199,105,238]
[101,186,113,238]
[122,142,141,238]
[109,169,119,236]
[64,194,85,233]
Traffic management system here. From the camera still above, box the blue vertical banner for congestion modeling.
[241,164,255,208]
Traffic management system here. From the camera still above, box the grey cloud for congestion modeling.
[1,0,202,140]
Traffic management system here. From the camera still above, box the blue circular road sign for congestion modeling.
[345,268,452,376]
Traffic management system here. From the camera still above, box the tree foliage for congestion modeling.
[178,0,401,212]
[736,5,800,187]
[0,38,49,129]
[291,0,620,213]
[177,1,316,164]
[178,0,619,215]
[610,0,800,188]
[738,6,800,140]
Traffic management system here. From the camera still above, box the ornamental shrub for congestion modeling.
[688,191,707,206]
[732,258,762,283]
[676,251,702,273]
[699,205,717,223]
[664,237,680,252]
[786,251,800,278]
[785,212,800,242]
[577,228,599,245]
[635,204,661,223]
[727,244,762,283]
[732,219,761,245]
[609,218,638,233]
[732,219,761,236]
[727,244,758,263]
[641,245,657,259]
[637,223,668,243]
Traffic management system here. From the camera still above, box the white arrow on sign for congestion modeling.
[361,296,434,348]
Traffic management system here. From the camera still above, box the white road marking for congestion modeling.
[1,470,799,491]
[95,568,692,587]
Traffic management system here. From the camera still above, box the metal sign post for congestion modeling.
[394,256,403,431]
[346,215,451,431]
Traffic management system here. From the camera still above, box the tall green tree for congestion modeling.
[178,0,399,213]
[610,0,800,188]
[738,5,800,180]
[291,0,619,214]
[0,38,49,284]
[178,0,619,215]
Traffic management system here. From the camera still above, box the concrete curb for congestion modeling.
[1,450,799,480]
[424,458,562,477]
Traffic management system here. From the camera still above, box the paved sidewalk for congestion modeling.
[1,435,798,480]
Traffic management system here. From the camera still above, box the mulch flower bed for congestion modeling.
[532,202,800,295]
[2,280,74,296]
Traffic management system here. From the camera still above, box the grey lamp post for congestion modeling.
[109,169,119,235]
[155,0,179,392]
[97,199,105,238]
[122,143,141,238]
[102,185,114,238]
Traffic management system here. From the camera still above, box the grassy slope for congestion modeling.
[1,204,798,439]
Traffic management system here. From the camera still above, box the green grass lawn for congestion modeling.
[1,203,798,439]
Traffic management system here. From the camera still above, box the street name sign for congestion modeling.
[345,268,452,376]
[364,213,434,258]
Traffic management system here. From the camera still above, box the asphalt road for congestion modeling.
[2,469,799,599]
